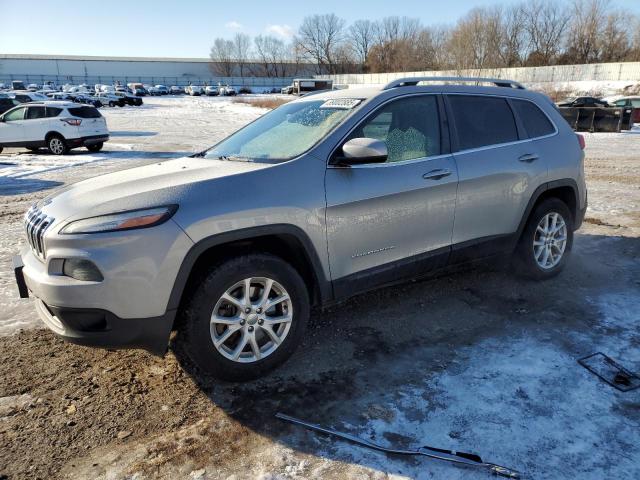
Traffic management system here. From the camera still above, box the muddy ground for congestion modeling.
[1,98,639,480]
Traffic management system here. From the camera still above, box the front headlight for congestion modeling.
[59,206,177,234]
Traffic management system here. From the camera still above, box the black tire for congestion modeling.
[47,134,68,155]
[87,142,103,153]
[177,253,310,381]
[514,197,574,280]
[0,146,3,154]
[109,101,115,107]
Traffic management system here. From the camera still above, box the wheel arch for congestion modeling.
[517,179,580,242]
[167,224,332,318]
[45,130,66,142]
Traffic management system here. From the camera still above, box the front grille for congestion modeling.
[24,205,54,260]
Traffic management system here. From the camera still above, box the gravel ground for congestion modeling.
[1,97,639,480]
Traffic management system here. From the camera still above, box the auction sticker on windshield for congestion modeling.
[320,98,362,109]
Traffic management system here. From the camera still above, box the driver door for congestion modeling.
[325,94,458,298]
[0,106,27,144]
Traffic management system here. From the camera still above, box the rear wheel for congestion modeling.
[515,198,573,280]
[176,254,309,381]
[87,142,103,153]
[47,135,68,155]
[109,101,115,107]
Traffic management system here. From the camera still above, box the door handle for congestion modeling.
[518,153,539,163]
[422,168,451,180]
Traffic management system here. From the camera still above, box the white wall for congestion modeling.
[318,62,640,87]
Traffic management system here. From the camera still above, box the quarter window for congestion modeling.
[3,107,26,121]
[511,99,555,138]
[448,95,518,150]
[46,107,62,117]
[346,96,441,163]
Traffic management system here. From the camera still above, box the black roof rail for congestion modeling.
[383,76,526,90]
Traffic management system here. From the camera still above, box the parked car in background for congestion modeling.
[611,97,640,123]
[74,93,102,108]
[218,85,236,96]
[11,92,50,103]
[95,92,125,107]
[204,86,219,96]
[185,85,203,96]
[47,92,76,101]
[0,102,109,154]
[12,77,587,380]
[147,86,160,96]
[155,85,169,95]
[557,96,609,107]
[115,91,143,106]
[169,85,184,95]
[11,80,27,91]
[127,83,147,96]
[0,96,20,115]
[27,84,39,92]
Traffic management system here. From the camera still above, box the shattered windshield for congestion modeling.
[204,98,361,162]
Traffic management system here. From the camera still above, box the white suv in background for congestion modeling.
[0,102,109,155]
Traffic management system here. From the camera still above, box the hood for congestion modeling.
[39,157,273,226]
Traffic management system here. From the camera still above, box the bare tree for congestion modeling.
[499,4,528,67]
[209,38,235,77]
[599,10,631,62]
[233,33,251,77]
[349,19,376,71]
[447,7,503,72]
[563,0,608,63]
[297,14,347,74]
[524,0,570,66]
[254,35,290,77]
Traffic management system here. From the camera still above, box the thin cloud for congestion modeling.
[225,21,243,30]
[265,24,295,39]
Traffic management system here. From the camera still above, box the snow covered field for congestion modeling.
[1,96,639,480]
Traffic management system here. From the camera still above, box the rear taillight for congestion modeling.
[576,133,585,150]
[61,118,82,126]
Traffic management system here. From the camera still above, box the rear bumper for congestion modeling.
[67,135,109,148]
[34,298,175,355]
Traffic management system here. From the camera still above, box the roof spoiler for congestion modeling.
[383,77,526,90]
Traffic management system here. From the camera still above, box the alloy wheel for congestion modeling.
[210,277,293,363]
[49,138,65,155]
[533,212,567,269]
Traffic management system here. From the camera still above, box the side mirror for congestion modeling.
[334,137,387,165]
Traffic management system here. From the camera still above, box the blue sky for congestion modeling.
[1,0,639,58]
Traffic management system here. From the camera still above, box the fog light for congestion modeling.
[63,258,104,282]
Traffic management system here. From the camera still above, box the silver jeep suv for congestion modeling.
[15,77,587,380]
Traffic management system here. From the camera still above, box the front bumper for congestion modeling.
[16,217,194,353]
[15,255,175,354]
[34,298,175,355]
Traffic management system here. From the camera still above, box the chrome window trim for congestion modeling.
[327,92,446,170]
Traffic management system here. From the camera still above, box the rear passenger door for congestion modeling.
[445,94,548,256]
[24,106,48,142]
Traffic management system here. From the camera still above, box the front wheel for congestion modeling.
[176,254,310,381]
[514,198,573,280]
